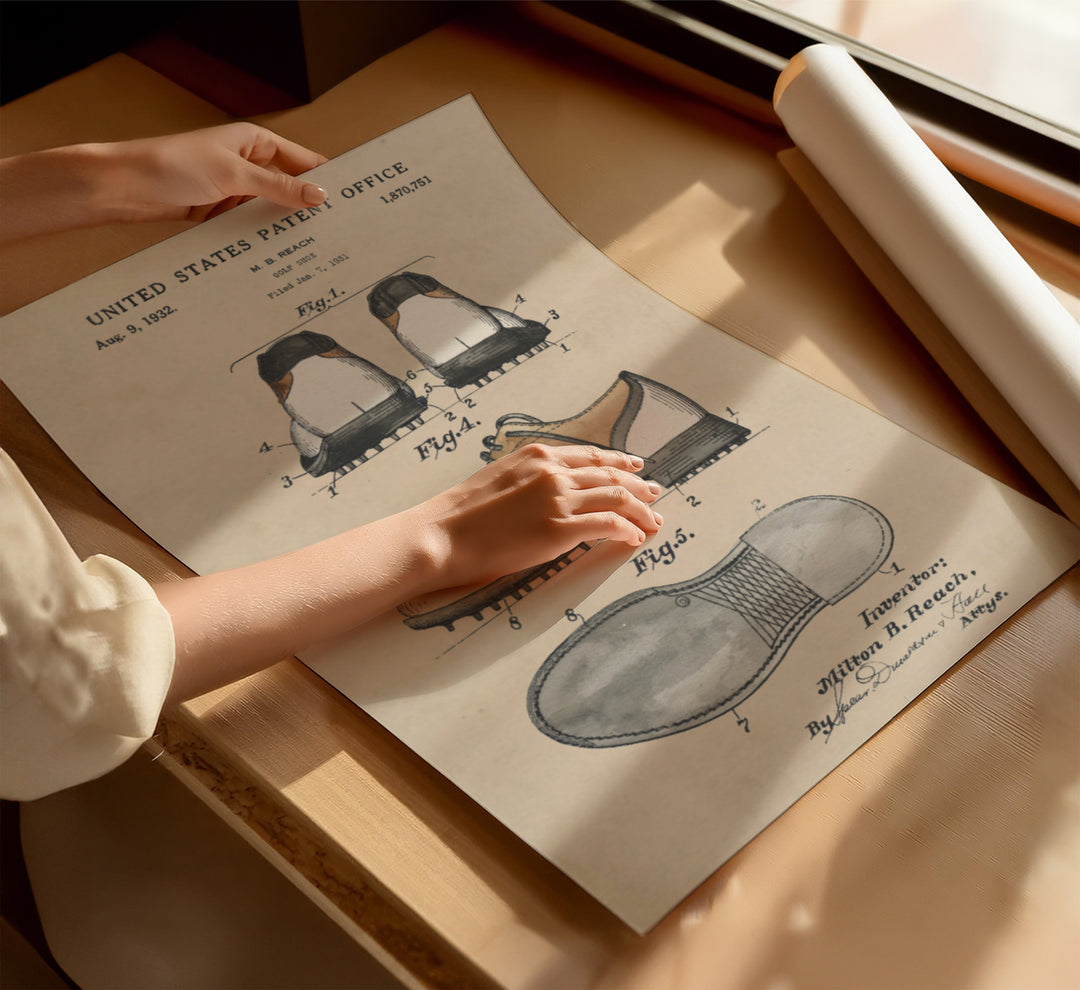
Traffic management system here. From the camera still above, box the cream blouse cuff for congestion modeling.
[1,449,175,800]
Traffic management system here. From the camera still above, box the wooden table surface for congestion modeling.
[2,10,1078,989]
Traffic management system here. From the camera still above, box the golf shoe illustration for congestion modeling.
[258,330,427,477]
[367,272,549,389]
[528,495,894,747]
[482,370,750,487]
[401,371,751,631]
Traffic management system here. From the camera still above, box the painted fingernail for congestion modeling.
[647,481,662,496]
[302,183,327,205]
[628,455,644,470]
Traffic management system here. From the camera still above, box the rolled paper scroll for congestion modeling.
[773,45,1080,495]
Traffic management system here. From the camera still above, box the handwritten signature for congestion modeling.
[815,629,935,743]
[808,580,1005,744]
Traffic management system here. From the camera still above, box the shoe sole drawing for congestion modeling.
[368,272,549,389]
[399,542,592,631]
[481,370,750,487]
[304,389,428,476]
[258,330,427,477]
[527,496,893,747]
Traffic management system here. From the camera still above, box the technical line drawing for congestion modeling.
[257,330,427,477]
[367,272,550,389]
[528,495,894,748]
[481,370,751,487]
[400,372,749,632]
[398,543,593,631]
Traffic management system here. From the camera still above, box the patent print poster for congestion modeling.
[2,97,1078,932]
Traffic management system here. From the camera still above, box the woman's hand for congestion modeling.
[413,443,664,589]
[0,123,328,240]
[100,122,328,222]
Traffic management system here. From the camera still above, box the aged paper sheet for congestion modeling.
[3,97,1078,932]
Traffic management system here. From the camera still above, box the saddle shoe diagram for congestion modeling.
[528,496,894,748]
[367,272,549,389]
[257,330,427,477]
[482,371,750,487]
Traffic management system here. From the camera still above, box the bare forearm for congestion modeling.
[156,507,442,705]
[154,444,662,706]
[0,144,126,240]
[1,124,328,242]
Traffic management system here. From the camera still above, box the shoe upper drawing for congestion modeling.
[483,370,750,487]
[367,272,549,389]
[257,330,427,477]
[528,496,894,747]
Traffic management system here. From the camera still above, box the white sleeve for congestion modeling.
[0,449,175,800]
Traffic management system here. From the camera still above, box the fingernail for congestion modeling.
[652,511,664,526]
[302,183,327,205]
[647,481,661,496]
[628,455,644,470]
